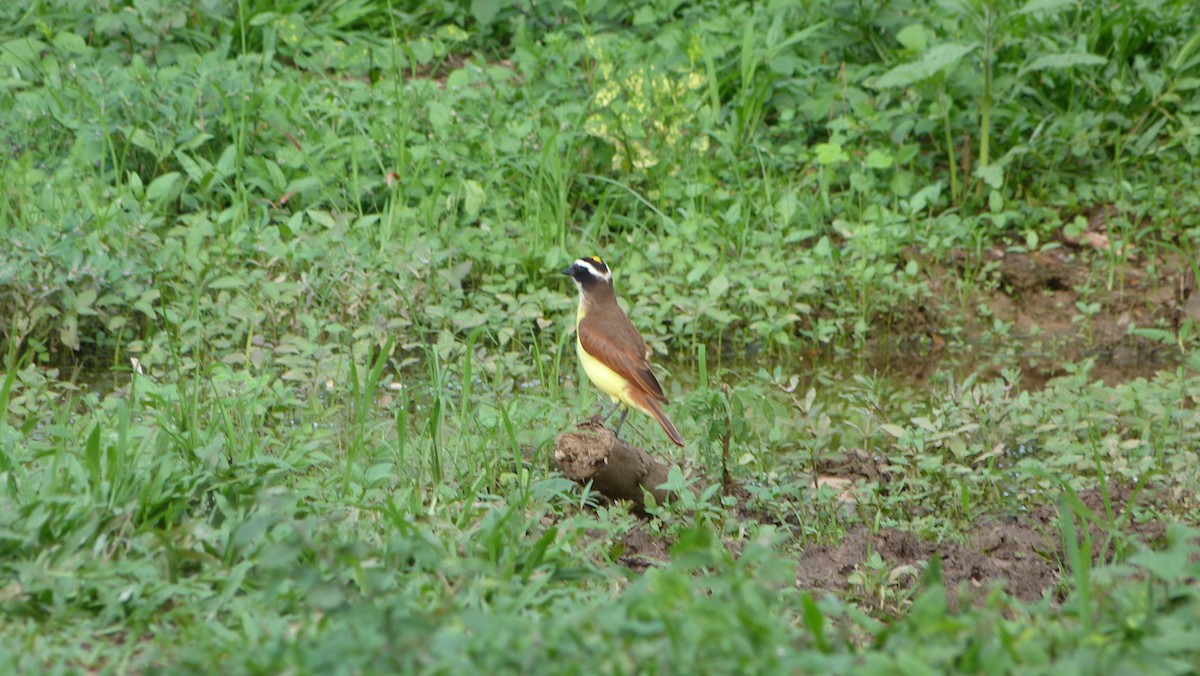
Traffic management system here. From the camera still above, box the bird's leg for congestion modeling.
[612,408,630,441]
[599,400,622,424]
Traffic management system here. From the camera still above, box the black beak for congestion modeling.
[560,265,574,276]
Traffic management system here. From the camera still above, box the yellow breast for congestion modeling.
[575,307,642,412]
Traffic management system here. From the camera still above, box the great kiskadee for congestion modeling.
[562,256,685,447]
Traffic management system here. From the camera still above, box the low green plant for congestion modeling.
[3,0,1200,671]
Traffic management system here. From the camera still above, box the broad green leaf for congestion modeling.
[471,0,502,26]
[909,182,943,213]
[775,192,798,223]
[896,25,931,52]
[52,31,90,55]
[1017,0,1075,15]
[175,151,209,182]
[285,176,321,197]
[307,209,336,228]
[248,11,277,26]
[989,189,1004,213]
[874,43,973,88]
[59,314,79,350]
[209,275,246,290]
[127,171,144,199]
[452,309,488,330]
[74,288,97,314]
[1171,77,1200,91]
[463,179,485,219]
[409,38,435,65]
[815,142,849,165]
[975,163,1003,188]
[180,133,215,152]
[265,158,287,190]
[130,128,163,158]
[0,38,47,67]
[145,172,183,203]
[427,101,453,130]
[216,145,238,178]
[865,149,894,169]
[437,25,469,42]
[446,68,471,89]
[813,236,833,258]
[707,274,730,300]
[723,200,742,226]
[1024,52,1106,72]
[890,170,913,197]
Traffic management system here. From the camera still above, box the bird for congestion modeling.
[562,255,685,447]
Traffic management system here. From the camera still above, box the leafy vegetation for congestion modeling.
[2,0,1200,671]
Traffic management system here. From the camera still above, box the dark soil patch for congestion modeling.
[874,247,1191,389]
[792,523,1058,605]
[791,484,1168,606]
[614,524,672,573]
[606,481,1171,611]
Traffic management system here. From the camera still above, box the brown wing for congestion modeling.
[578,308,669,404]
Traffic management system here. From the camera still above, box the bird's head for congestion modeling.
[561,256,612,291]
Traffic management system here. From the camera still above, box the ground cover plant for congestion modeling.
[2,0,1200,671]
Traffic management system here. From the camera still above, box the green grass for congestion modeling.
[3,0,1200,671]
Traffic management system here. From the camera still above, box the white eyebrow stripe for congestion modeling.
[575,258,612,281]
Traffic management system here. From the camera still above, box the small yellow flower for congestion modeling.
[688,35,703,64]
[440,25,468,42]
[662,123,682,147]
[594,82,620,108]
[652,73,671,97]
[631,143,657,169]
[625,72,644,94]
[583,116,610,139]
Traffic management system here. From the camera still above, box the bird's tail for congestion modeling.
[630,390,685,447]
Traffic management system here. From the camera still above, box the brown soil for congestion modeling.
[611,483,1169,606]
[868,244,1193,389]
[613,525,674,573]
[789,484,1166,606]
